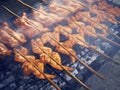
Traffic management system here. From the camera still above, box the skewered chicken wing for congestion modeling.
[15,13,48,38]
[54,25,72,38]
[0,28,20,47]
[89,5,118,24]
[48,0,71,17]
[22,59,55,79]
[14,47,55,79]
[32,6,63,26]
[75,11,91,21]
[41,32,59,46]
[67,17,85,28]
[40,53,74,71]
[31,39,52,55]
[0,43,11,56]
[56,42,76,63]
[69,34,89,48]
[14,47,34,63]
[2,22,27,43]
[62,0,84,11]
[98,1,120,17]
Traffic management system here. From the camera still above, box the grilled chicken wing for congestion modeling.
[0,29,19,47]
[56,42,76,63]
[32,6,63,26]
[14,47,55,79]
[41,32,59,46]
[0,43,11,56]
[67,17,85,28]
[62,0,84,11]
[15,13,48,38]
[48,1,71,17]
[54,25,72,38]
[2,22,26,43]
[22,59,55,79]
[31,39,52,55]
[40,53,74,71]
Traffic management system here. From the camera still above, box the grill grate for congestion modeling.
[0,0,120,90]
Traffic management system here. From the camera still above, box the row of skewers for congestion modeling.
[0,0,120,90]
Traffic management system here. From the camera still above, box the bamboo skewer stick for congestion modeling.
[14,49,61,90]
[2,5,44,33]
[17,0,120,47]
[50,36,104,80]
[33,40,91,90]
[17,0,105,79]
[18,0,61,20]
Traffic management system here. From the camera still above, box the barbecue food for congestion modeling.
[75,11,91,21]
[54,25,72,38]
[14,47,55,79]
[32,6,63,26]
[40,52,74,71]
[31,39,52,55]
[0,43,11,56]
[2,22,26,43]
[75,12,108,37]
[31,39,74,70]
[67,17,85,28]
[56,42,76,63]
[0,22,26,47]
[48,1,71,17]
[62,0,84,11]
[98,1,120,17]
[41,32,59,46]
[15,13,48,38]
[22,59,55,79]
[89,5,118,24]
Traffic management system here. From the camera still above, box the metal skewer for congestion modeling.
[33,40,91,90]
[14,49,61,90]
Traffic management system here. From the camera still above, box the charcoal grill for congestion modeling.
[0,0,120,90]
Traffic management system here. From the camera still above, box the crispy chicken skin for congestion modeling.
[62,0,84,11]
[32,6,63,26]
[2,22,27,43]
[14,47,55,79]
[0,43,11,56]
[40,53,74,71]
[22,59,55,79]
[48,0,71,17]
[15,13,48,38]
[54,25,72,38]
[41,32,59,46]
[31,39,52,55]
[56,42,76,63]
[0,28,19,47]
